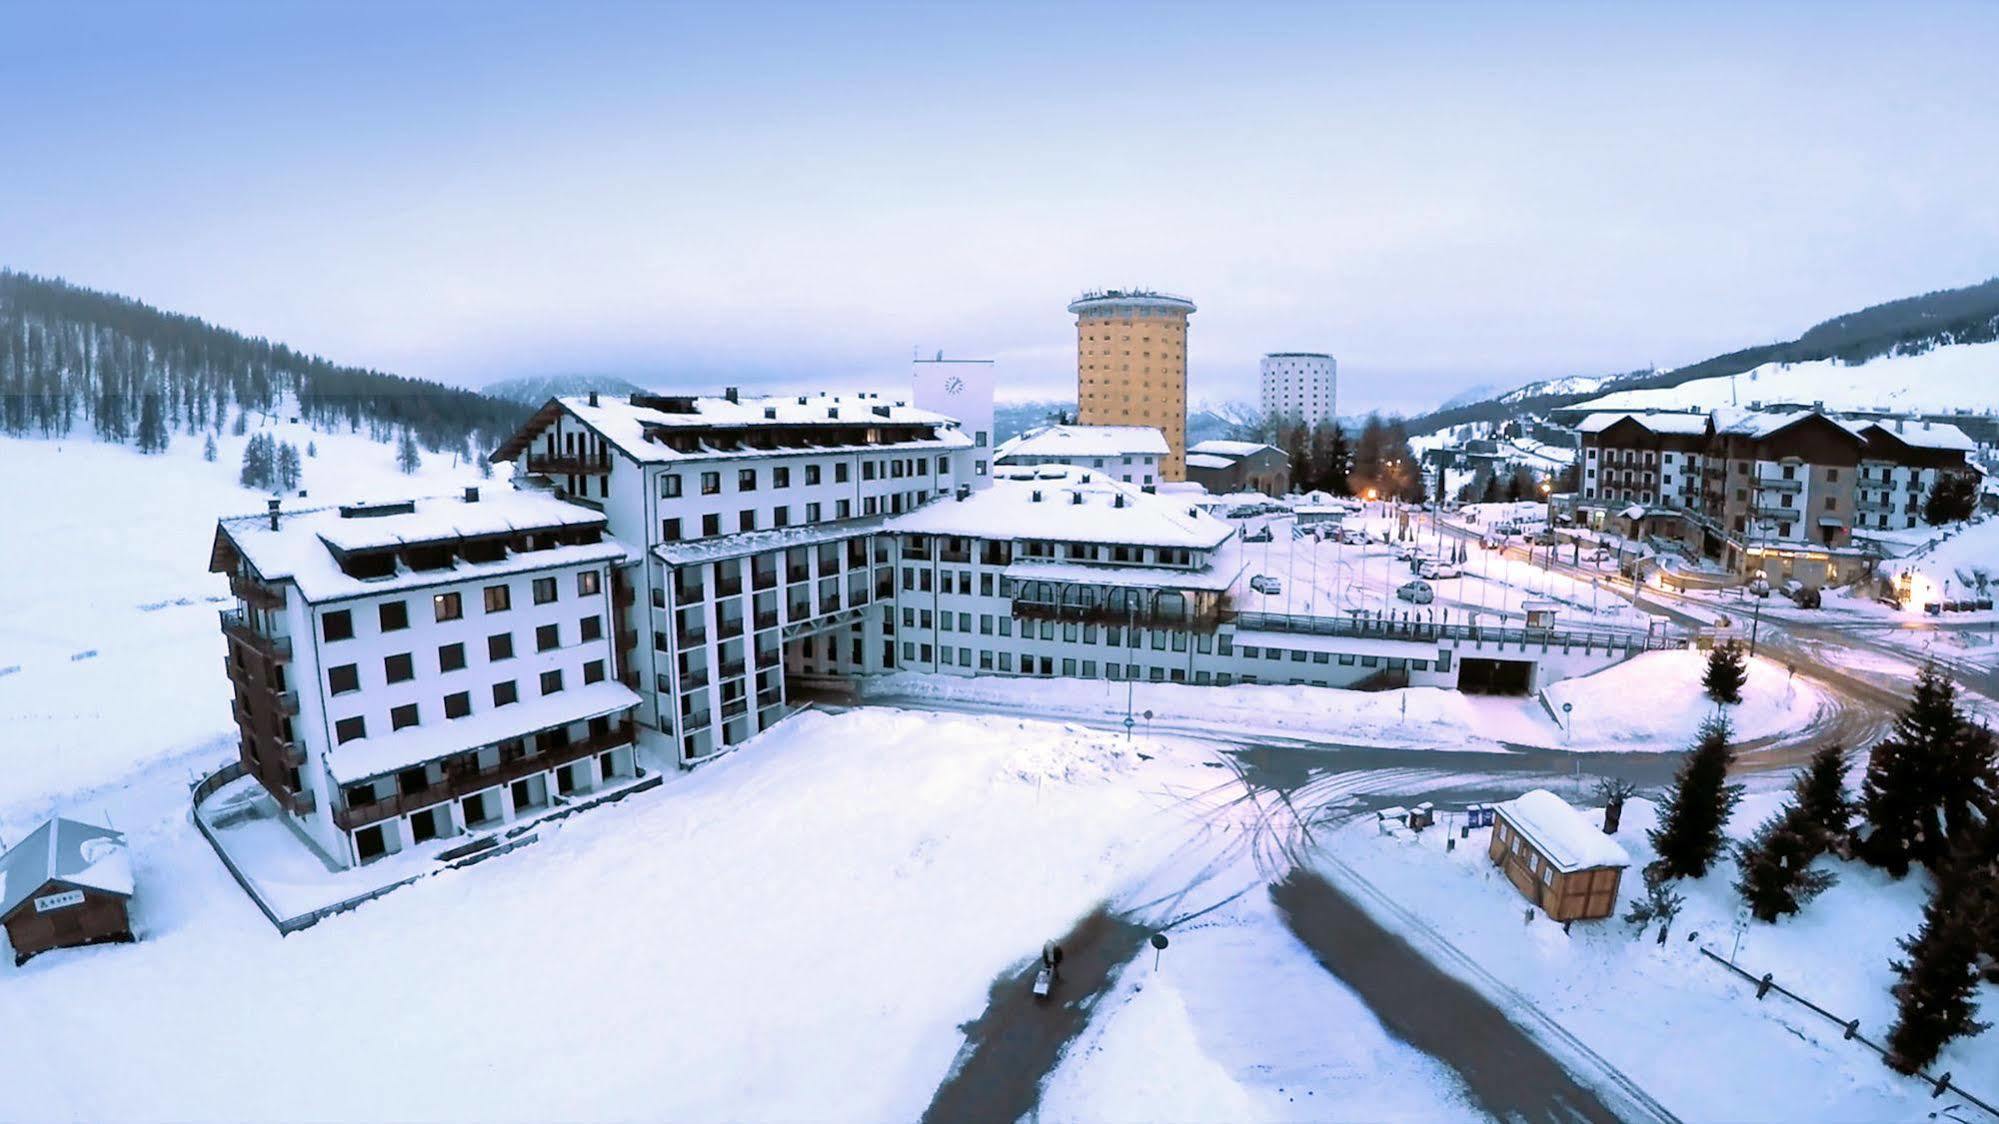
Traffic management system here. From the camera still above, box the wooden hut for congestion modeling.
[1487,789,1629,921]
[0,818,135,965]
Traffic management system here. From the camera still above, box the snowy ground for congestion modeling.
[1569,338,1999,417]
[1318,791,1999,1121]
[0,426,501,816]
[1,705,1485,1122]
[865,648,1825,753]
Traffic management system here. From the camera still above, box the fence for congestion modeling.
[1225,609,1688,653]
[1695,947,1998,1121]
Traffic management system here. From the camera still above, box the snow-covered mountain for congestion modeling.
[482,373,653,405]
[1568,340,1999,417]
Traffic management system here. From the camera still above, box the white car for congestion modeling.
[1397,580,1435,604]
[1249,574,1283,595]
[1419,560,1462,580]
[1340,529,1369,546]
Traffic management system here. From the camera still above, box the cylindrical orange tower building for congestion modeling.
[1069,289,1196,481]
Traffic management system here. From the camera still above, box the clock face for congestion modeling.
[944,376,965,395]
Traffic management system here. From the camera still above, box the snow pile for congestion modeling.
[995,721,1142,785]
[1039,978,1273,1123]
[1539,649,1826,750]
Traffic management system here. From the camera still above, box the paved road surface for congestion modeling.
[920,907,1149,1124]
[1271,868,1629,1124]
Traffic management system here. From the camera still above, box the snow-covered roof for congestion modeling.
[1496,789,1630,872]
[994,424,1168,461]
[653,516,890,567]
[215,490,633,604]
[1861,419,1977,453]
[0,818,134,920]
[1188,439,1277,459]
[1710,407,1854,441]
[504,394,971,466]
[1576,411,1710,436]
[327,680,642,785]
[1004,549,1242,593]
[888,466,1234,550]
[1184,453,1234,470]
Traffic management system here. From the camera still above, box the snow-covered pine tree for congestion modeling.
[478,453,493,479]
[1703,642,1747,705]
[1794,743,1854,850]
[1885,864,1991,1073]
[1860,662,1994,876]
[306,440,317,458]
[1734,803,1838,922]
[231,409,248,436]
[136,390,168,453]
[396,430,421,474]
[1648,714,1744,880]
[238,432,272,489]
[1622,872,1685,941]
[277,441,301,491]
[203,433,217,462]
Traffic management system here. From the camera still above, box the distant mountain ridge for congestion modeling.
[483,373,653,405]
[1407,276,1999,433]
[0,270,527,452]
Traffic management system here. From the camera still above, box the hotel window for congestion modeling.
[492,680,518,707]
[438,642,466,672]
[536,624,560,652]
[663,517,682,541]
[739,468,758,491]
[488,632,514,661]
[328,663,360,695]
[540,669,564,696]
[584,659,606,685]
[483,584,511,613]
[702,513,721,537]
[322,609,354,642]
[580,615,603,642]
[378,600,409,632]
[578,570,601,596]
[385,653,414,683]
[661,474,682,498]
[433,591,462,622]
[443,691,471,719]
[390,703,419,731]
[533,577,558,604]
[805,464,822,485]
[740,511,757,532]
[334,716,366,744]
[835,462,850,483]
[773,466,790,488]
[700,471,720,494]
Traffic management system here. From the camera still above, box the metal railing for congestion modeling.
[334,720,636,831]
[1222,610,1685,652]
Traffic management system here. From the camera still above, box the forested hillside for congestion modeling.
[483,372,651,405]
[0,270,528,453]
[1407,276,1999,434]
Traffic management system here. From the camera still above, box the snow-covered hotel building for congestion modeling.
[477,392,1666,767]
[209,489,643,868]
[1576,407,1977,584]
[992,424,1169,490]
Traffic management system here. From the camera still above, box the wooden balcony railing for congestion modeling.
[524,452,612,475]
[229,573,286,611]
[220,609,293,661]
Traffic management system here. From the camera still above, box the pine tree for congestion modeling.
[1648,714,1744,880]
[231,409,248,436]
[306,440,317,458]
[1794,743,1854,849]
[1325,425,1351,496]
[238,432,273,489]
[277,441,301,491]
[202,433,217,462]
[1885,866,1991,1073]
[478,454,493,480]
[1623,872,1686,941]
[1735,804,1838,922]
[135,390,168,453]
[396,430,421,474]
[1703,643,1748,705]
[1860,662,1998,876]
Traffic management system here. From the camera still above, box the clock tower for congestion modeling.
[911,353,996,489]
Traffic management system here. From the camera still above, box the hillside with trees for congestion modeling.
[1405,276,1999,435]
[0,270,528,454]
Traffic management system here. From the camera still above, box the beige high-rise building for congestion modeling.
[1070,289,1196,481]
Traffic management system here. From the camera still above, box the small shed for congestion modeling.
[1521,600,1560,630]
[1487,789,1629,921]
[0,818,135,965]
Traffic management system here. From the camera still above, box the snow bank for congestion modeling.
[1540,649,1826,750]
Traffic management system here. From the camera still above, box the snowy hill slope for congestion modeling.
[1569,339,1999,417]
[483,373,652,405]
[0,422,505,812]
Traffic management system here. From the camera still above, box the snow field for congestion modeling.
[1321,792,1999,1120]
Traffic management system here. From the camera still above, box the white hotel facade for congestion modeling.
[216,390,1677,867]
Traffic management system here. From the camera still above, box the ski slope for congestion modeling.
[1571,340,1999,417]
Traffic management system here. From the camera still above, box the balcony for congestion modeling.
[675,627,707,647]
[753,569,778,591]
[714,578,743,598]
[229,573,285,611]
[1012,600,1222,632]
[280,740,306,768]
[715,618,743,640]
[524,452,612,475]
[1857,494,1894,513]
[614,584,636,608]
[788,565,810,583]
[288,788,316,815]
[680,669,710,691]
[1754,476,1804,493]
[220,609,293,661]
[616,627,637,653]
[333,719,637,831]
[720,698,749,720]
[754,610,779,630]
[275,690,300,716]
[718,659,746,679]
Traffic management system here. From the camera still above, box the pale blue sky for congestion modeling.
[4,1,1996,414]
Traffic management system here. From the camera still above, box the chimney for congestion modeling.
[764,406,777,419]
[588,390,599,407]
[464,486,480,503]
[724,387,739,403]
[1031,489,1043,503]
[267,498,280,531]
[1896,417,1906,433]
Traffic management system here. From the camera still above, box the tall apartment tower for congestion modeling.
[1260,352,1337,427]
[1070,289,1196,481]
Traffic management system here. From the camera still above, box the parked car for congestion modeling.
[1249,574,1283,595]
[1397,580,1435,604]
[1419,560,1462,580]
[1340,529,1369,546]
[1528,530,1557,546]
[1782,580,1822,608]
[1746,574,1771,598]
[1243,527,1273,544]
[1588,547,1613,562]
[1396,543,1427,561]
